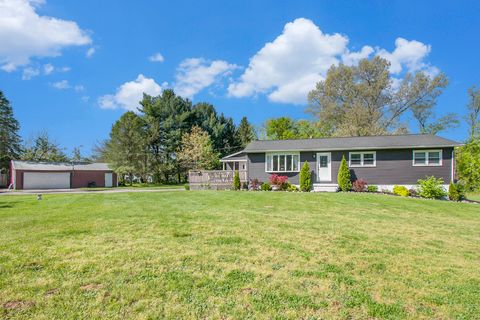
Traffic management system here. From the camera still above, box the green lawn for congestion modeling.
[0,192,479,319]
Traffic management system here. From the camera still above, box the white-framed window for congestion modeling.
[413,150,442,166]
[265,152,300,172]
[349,151,376,167]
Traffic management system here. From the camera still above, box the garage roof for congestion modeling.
[12,161,112,171]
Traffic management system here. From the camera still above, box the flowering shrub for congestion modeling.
[269,174,289,189]
[352,179,367,192]
[393,185,410,197]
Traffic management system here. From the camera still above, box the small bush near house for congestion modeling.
[269,174,289,190]
[337,155,352,191]
[286,184,299,192]
[249,178,260,191]
[417,176,447,199]
[448,182,465,201]
[233,171,241,190]
[393,185,410,197]
[261,182,272,191]
[184,184,190,190]
[352,179,367,192]
[367,185,378,192]
[409,188,417,197]
[299,161,312,192]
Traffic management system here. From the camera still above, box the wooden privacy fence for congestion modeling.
[189,170,247,190]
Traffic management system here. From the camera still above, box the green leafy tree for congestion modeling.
[456,139,480,191]
[299,161,312,192]
[307,56,449,136]
[337,155,352,191]
[263,117,298,140]
[295,120,330,139]
[0,91,22,172]
[177,126,219,170]
[233,171,241,190]
[22,131,68,162]
[236,116,257,148]
[104,111,148,184]
[465,86,480,139]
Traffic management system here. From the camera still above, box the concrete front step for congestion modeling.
[313,184,338,192]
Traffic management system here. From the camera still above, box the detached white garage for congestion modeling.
[10,161,117,190]
[23,172,71,189]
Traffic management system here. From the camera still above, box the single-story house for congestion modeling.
[10,161,117,190]
[220,134,462,191]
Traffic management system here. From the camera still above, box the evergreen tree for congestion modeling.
[233,171,241,190]
[22,131,68,162]
[139,90,193,183]
[299,161,312,192]
[337,155,352,191]
[236,116,257,148]
[0,91,22,172]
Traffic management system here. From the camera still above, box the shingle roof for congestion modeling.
[220,151,247,161]
[12,161,112,171]
[242,134,462,152]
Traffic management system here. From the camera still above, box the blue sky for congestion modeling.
[1,0,478,156]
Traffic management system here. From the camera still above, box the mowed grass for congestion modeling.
[0,191,479,319]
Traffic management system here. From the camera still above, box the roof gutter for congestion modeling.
[244,144,463,153]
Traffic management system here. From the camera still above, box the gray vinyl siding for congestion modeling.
[247,147,453,185]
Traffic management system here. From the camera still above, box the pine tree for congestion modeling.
[299,161,312,192]
[236,116,256,148]
[337,155,352,191]
[0,91,22,172]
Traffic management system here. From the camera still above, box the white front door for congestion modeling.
[317,152,331,182]
[105,173,113,187]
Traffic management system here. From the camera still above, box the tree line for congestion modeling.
[99,89,256,184]
[0,55,479,189]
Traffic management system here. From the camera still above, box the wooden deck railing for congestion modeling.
[188,170,247,190]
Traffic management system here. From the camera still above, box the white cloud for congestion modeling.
[377,38,431,74]
[86,47,95,58]
[43,63,54,75]
[342,46,374,66]
[51,79,70,89]
[174,58,238,98]
[74,84,84,92]
[228,18,436,104]
[22,67,40,80]
[98,74,164,111]
[227,18,348,104]
[149,52,164,63]
[0,0,91,71]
